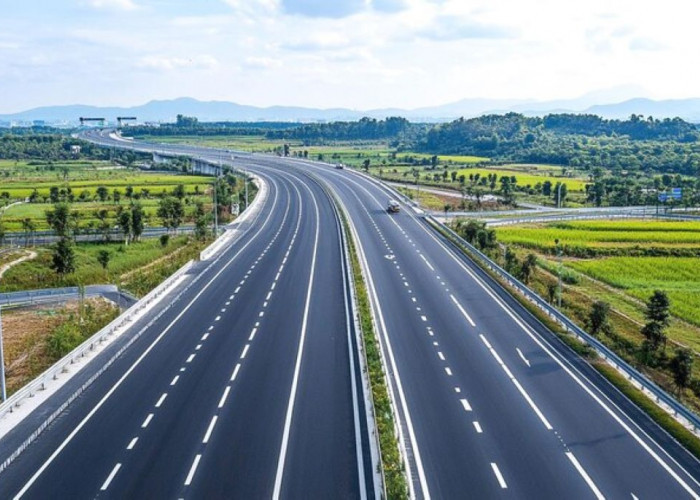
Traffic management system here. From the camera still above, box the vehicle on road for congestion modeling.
[387,199,400,213]
[335,163,344,169]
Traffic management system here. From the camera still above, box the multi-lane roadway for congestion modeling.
[1,129,700,498]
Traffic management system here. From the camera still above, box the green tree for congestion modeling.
[118,209,132,245]
[520,253,538,284]
[97,249,111,272]
[160,234,170,247]
[46,202,72,237]
[157,196,184,233]
[172,183,186,200]
[113,189,121,204]
[587,300,612,336]
[641,290,671,357]
[669,348,693,398]
[21,218,36,246]
[96,185,109,202]
[51,237,76,278]
[131,203,145,242]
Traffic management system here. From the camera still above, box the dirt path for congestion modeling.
[0,250,37,280]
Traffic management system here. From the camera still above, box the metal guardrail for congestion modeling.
[0,285,131,308]
[426,215,700,434]
[485,213,656,227]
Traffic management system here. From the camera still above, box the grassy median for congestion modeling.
[341,210,408,499]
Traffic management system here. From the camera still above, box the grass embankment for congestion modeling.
[343,214,407,498]
[432,219,700,460]
[3,299,119,395]
[0,236,207,296]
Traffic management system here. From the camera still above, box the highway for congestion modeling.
[2,129,700,498]
[0,136,375,498]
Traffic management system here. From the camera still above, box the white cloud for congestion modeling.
[84,0,139,11]
[136,55,218,71]
[242,56,282,69]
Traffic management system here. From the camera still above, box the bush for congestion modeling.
[160,234,170,247]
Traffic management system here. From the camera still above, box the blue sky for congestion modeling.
[1,0,697,112]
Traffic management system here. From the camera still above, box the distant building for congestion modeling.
[70,145,81,156]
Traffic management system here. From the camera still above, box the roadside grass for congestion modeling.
[0,236,197,293]
[3,299,120,395]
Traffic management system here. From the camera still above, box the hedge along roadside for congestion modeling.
[427,217,700,462]
[338,203,409,499]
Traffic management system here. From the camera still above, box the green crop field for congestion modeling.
[568,257,700,327]
[495,219,700,251]
[0,160,218,231]
[456,167,588,191]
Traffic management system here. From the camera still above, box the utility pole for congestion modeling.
[245,170,249,209]
[213,171,219,237]
[555,238,562,308]
[0,305,6,402]
[557,182,563,209]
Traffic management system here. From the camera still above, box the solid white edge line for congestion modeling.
[272,180,315,499]
[566,452,605,500]
[100,463,121,491]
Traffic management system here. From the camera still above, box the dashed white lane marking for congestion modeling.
[100,463,121,491]
[184,454,202,486]
[180,367,186,372]
[201,333,209,341]
[241,344,250,359]
[219,386,231,409]
[249,328,258,341]
[186,354,195,363]
[473,422,483,433]
[170,376,179,386]
[259,311,265,318]
[271,282,276,290]
[225,301,230,306]
[231,363,241,382]
[203,416,218,444]
[491,463,507,489]
[480,334,553,430]
[155,393,167,408]
[220,308,226,313]
[412,297,417,303]
[127,437,138,450]
[445,367,453,376]
[455,387,461,393]
[255,321,260,327]
[517,348,531,367]
[460,398,472,412]
[142,414,154,429]
[229,294,235,299]
[215,315,221,321]
[239,280,245,286]
[566,452,605,499]
[266,291,272,301]
[438,352,445,361]
[433,341,438,346]
[420,315,427,322]
[195,344,202,351]
[450,294,476,327]
[419,254,435,271]
[263,301,268,308]
[208,326,214,331]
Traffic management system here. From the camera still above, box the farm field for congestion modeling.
[455,167,588,191]
[0,159,217,231]
[492,217,700,333]
[495,219,700,252]
[568,257,700,327]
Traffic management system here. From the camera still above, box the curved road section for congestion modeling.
[3,129,700,498]
[0,132,375,499]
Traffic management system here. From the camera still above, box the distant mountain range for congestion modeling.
[3,95,700,125]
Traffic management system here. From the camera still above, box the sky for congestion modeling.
[1,0,699,113]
